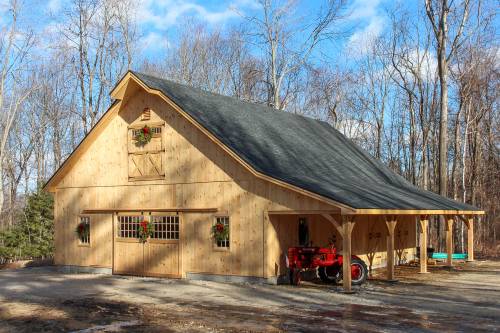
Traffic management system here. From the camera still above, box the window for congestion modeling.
[215,216,230,248]
[132,127,161,137]
[78,216,90,245]
[298,218,309,246]
[118,215,142,238]
[151,215,179,240]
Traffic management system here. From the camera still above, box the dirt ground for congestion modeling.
[0,260,499,333]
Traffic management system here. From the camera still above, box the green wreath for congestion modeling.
[138,219,154,243]
[75,222,90,239]
[135,125,152,146]
[212,222,229,242]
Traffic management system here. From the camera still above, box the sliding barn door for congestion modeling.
[144,215,180,277]
[113,214,181,278]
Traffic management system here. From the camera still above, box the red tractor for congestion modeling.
[287,246,368,286]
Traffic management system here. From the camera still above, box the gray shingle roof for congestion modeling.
[132,71,480,211]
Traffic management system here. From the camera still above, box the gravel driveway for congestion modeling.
[0,260,499,332]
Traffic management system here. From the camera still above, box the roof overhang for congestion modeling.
[345,209,485,215]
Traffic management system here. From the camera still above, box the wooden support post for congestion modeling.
[446,217,454,267]
[321,214,343,237]
[418,216,429,274]
[385,216,398,281]
[466,217,474,262]
[342,216,355,293]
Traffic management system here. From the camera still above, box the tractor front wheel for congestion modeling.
[318,265,341,283]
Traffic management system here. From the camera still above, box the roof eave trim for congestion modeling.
[346,209,485,215]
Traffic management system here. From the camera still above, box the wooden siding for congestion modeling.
[53,88,415,279]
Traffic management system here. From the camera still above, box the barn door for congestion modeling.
[113,213,181,278]
[144,214,180,277]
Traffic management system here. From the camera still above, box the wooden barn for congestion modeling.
[44,71,484,291]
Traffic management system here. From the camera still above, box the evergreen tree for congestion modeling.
[0,188,54,262]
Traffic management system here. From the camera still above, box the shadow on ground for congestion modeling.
[0,260,499,332]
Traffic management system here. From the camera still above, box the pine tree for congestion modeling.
[0,188,54,262]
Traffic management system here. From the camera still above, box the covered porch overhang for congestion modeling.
[266,208,485,292]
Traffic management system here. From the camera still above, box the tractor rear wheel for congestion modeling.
[350,258,368,285]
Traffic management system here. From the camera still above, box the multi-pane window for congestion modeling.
[151,215,179,240]
[215,216,230,248]
[132,127,161,137]
[79,216,90,244]
[118,215,142,238]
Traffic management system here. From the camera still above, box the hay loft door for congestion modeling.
[128,122,165,181]
[113,213,181,278]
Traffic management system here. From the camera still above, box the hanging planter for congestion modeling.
[138,219,154,243]
[135,125,152,146]
[75,222,90,239]
[211,222,229,242]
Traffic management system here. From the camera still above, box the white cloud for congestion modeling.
[348,0,383,21]
[343,0,388,58]
[0,0,10,25]
[347,15,385,57]
[139,31,170,50]
[136,0,239,30]
[46,0,62,12]
[229,0,260,10]
[409,49,438,82]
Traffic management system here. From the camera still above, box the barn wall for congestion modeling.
[53,89,342,278]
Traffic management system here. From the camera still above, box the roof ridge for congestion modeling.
[130,70,334,128]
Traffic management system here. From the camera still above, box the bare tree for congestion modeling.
[425,0,471,197]
[0,0,36,220]
[59,0,137,134]
[242,0,347,110]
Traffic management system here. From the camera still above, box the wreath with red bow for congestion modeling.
[211,222,229,242]
[138,219,154,243]
[135,125,152,146]
[75,222,90,240]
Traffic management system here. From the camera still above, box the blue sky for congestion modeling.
[1,0,395,65]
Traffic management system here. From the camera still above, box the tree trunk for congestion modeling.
[438,49,448,198]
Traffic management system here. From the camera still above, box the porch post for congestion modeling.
[446,217,454,267]
[418,216,429,273]
[466,216,474,262]
[342,216,355,293]
[385,216,398,281]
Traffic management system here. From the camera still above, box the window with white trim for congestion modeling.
[214,216,230,248]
